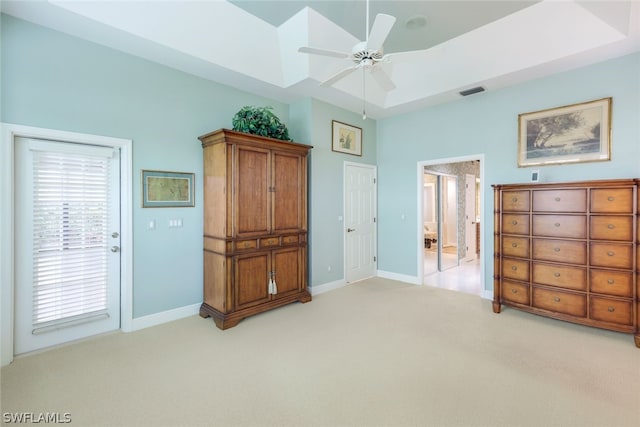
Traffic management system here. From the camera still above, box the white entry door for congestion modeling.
[345,163,377,283]
[14,137,121,355]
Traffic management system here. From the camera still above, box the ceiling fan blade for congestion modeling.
[365,14,396,52]
[298,46,350,59]
[371,67,396,91]
[321,66,358,86]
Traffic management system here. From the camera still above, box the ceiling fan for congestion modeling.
[298,0,399,94]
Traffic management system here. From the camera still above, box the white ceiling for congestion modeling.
[2,1,639,119]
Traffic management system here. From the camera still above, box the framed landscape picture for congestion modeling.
[518,97,612,167]
[332,120,362,156]
[142,170,195,207]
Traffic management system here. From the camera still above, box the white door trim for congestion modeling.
[1,123,133,366]
[416,154,485,293]
[343,161,377,283]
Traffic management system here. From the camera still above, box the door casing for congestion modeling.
[1,123,133,366]
[417,154,486,295]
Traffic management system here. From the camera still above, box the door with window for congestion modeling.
[14,137,121,355]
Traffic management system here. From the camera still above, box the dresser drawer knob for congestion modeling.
[608,306,615,312]
[607,279,615,285]
[607,196,615,201]
[554,297,561,302]
[511,288,518,294]
[607,224,614,229]
[555,197,561,202]
[244,242,250,248]
[511,266,518,271]
[511,220,518,225]
[554,222,560,227]
[511,243,518,248]
[512,197,518,202]
[554,272,561,277]
[554,247,560,252]
[607,251,614,256]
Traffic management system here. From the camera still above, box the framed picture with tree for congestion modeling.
[517,97,611,167]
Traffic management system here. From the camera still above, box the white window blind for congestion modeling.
[31,147,113,334]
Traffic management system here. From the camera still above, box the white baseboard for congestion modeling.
[376,270,421,285]
[310,279,347,296]
[130,303,201,331]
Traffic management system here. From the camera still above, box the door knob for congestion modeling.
[111,246,120,253]
[112,232,120,238]
[347,228,355,232]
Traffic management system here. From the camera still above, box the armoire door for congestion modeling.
[272,152,304,234]
[272,247,301,297]
[235,145,270,237]
[234,252,270,310]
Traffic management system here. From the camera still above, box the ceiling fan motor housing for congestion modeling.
[352,41,384,65]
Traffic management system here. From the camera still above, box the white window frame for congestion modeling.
[1,123,133,366]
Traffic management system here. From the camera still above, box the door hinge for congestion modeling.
[373,177,376,184]
[373,217,376,223]
[373,256,377,262]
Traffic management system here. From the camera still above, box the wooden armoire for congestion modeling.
[198,129,312,329]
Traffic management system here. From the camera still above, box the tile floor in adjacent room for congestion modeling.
[423,250,482,295]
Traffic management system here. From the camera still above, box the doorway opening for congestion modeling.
[417,155,484,295]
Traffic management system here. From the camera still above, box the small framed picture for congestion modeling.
[142,170,195,208]
[332,120,362,156]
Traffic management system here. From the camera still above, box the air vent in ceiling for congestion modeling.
[459,86,485,96]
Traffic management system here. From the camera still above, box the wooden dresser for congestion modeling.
[492,179,639,347]
[198,129,312,329]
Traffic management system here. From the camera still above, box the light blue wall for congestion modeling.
[377,52,640,290]
[1,15,289,317]
[291,98,377,286]
[3,13,639,320]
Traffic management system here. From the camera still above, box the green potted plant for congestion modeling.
[231,106,291,141]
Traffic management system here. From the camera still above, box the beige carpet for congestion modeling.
[2,277,639,426]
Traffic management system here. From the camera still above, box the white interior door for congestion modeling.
[14,137,121,355]
[345,163,377,283]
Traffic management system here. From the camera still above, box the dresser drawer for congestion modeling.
[532,239,586,265]
[532,263,586,291]
[589,269,633,298]
[589,216,633,241]
[533,189,587,212]
[590,296,633,326]
[282,235,299,245]
[591,188,634,213]
[502,280,530,305]
[532,215,586,238]
[260,237,281,247]
[589,242,633,269]
[502,236,529,258]
[502,190,530,212]
[502,214,530,235]
[502,258,529,281]
[234,239,258,251]
[532,287,586,317]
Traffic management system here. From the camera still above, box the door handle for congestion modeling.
[111,246,120,253]
[347,228,355,232]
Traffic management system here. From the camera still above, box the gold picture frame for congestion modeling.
[332,120,362,156]
[142,170,195,207]
[518,97,612,167]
